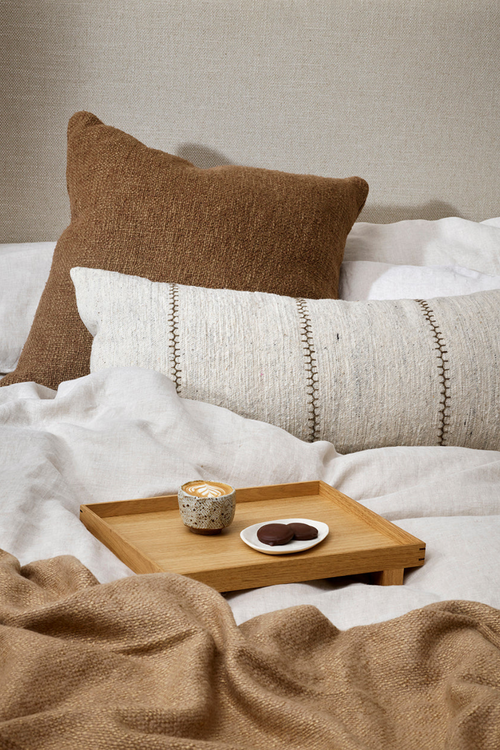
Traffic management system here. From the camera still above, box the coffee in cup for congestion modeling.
[178,481,236,534]
[182,481,234,498]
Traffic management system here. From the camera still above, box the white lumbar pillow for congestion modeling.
[71,266,500,454]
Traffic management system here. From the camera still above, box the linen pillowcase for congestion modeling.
[71,266,500,454]
[338,261,500,301]
[344,217,500,276]
[1,111,368,390]
[0,243,55,373]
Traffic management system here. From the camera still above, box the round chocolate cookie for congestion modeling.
[286,522,318,541]
[257,523,295,546]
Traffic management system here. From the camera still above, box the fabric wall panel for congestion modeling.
[2,0,499,241]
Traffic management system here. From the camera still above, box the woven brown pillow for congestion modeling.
[2,111,368,389]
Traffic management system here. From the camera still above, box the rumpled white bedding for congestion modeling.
[1,366,499,630]
[345,217,500,275]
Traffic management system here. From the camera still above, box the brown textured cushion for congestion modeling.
[2,111,368,389]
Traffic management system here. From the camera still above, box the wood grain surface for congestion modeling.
[80,481,425,591]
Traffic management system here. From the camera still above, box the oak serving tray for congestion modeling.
[80,480,425,592]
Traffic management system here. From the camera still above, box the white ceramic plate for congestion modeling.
[240,518,329,555]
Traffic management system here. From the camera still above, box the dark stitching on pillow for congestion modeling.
[295,298,320,442]
[417,300,451,445]
[168,283,182,394]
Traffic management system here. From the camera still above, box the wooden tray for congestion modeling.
[80,480,425,592]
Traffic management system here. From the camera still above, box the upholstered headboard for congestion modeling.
[2,0,499,242]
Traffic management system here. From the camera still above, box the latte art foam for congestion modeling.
[182,481,233,498]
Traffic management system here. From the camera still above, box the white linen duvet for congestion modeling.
[1,366,499,631]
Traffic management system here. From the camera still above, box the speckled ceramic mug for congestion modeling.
[178,481,236,535]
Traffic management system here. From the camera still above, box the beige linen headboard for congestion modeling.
[2,0,499,242]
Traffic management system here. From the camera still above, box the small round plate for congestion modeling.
[240,518,329,555]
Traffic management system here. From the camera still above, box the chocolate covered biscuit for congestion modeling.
[286,522,318,541]
[257,523,295,546]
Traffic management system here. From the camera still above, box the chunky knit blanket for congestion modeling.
[1,549,499,749]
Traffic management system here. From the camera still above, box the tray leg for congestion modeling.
[371,568,404,586]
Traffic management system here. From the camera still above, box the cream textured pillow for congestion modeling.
[71,266,500,454]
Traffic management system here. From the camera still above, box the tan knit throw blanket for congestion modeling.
[1,550,499,749]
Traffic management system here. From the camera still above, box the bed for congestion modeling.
[1,2,500,747]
